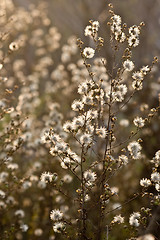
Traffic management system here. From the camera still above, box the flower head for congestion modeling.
[53,222,66,233]
[50,209,63,221]
[123,59,134,71]
[83,47,95,59]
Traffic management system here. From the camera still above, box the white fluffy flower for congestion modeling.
[61,157,71,169]
[153,150,160,167]
[53,222,66,233]
[80,133,92,145]
[123,60,134,71]
[83,47,95,59]
[132,80,143,91]
[132,71,144,81]
[140,178,151,187]
[72,116,85,129]
[0,190,5,199]
[15,209,25,218]
[128,36,139,47]
[9,42,19,51]
[127,141,142,159]
[133,117,145,128]
[151,172,160,183]
[84,170,97,186]
[63,121,73,132]
[96,127,107,138]
[140,65,150,75]
[50,209,63,221]
[71,99,84,111]
[129,25,140,36]
[112,214,124,224]
[111,15,122,25]
[155,183,160,192]
[84,25,92,36]
[92,20,100,29]
[129,212,140,227]
[118,155,129,165]
[40,172,57,183]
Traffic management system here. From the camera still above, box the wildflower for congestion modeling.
[155,183,160,192]
[128,36,139,47]
[40,172,56,183]
[7,163,19,170]
[78,82,88,95]
[78,80,94,95]
[22,181,32,190]
[84,25,92,36]
[140,178,151,187]
[127,141,142,159]
[84,170,97,186]
[140,65,150,75]
[0,201,6,209]
[53,222,66,233]
[132,71,144,81]
[63,121,73,132]
[82,94,93,105]
[15,209,25,218]
[71,99,84,111]
[132,80,143,91]
[9,42,19,51]
[115,31,126,43]
[67,149,80,163]
[61,157,71,169]
[83,47,95,59]
[152,150,160,167]
[117,84,127,95]
[84,194,90,202]
[50,209,63,221]
[151,172,160,183]
[84,21,99,37]
[86,109,98,120]
[96,126,107,138]
[114,91,124,102]
[41,131,50,143]
[72,115,85,129]
[51,133,61,143]
[123,59,134,71]
[118,155,129,165]
[129,25,140,36]
[20,224,29,232]
[6,196,15,205]
[133,117,145,128]
[86,124,94,134]
[111,15,122,25]
[80,133,92,145]
[54,141,68,154]
[112,214,124,224]
[0,172,9,183]
[92,21,100,30]
[129,212,140,227]
[155,150,160,161]
[0,190,5,199]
